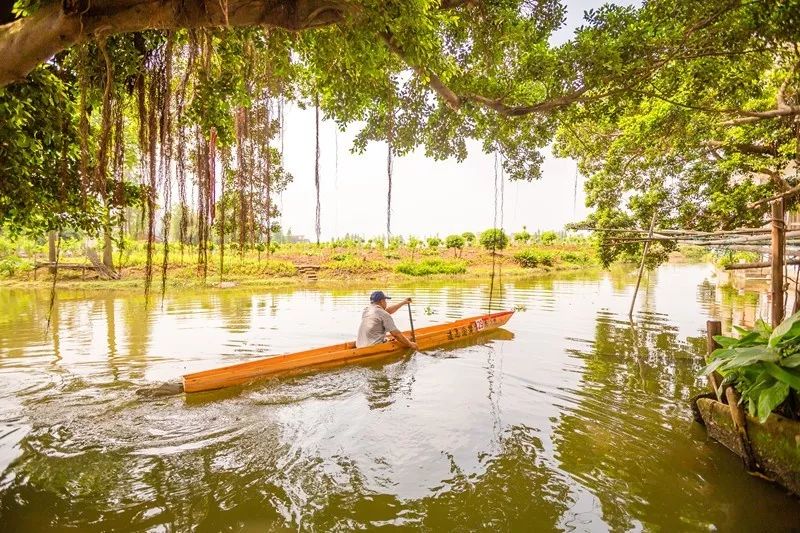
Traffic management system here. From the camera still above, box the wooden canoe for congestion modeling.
[183,309,515,393]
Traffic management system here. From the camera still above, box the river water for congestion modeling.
[0,264,797,531]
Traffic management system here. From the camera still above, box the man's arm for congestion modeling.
[385,298,412,314]
[390,329,418,350]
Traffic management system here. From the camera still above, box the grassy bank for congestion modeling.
[0,235,601,291]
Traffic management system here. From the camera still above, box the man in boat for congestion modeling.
[356,291,418,350]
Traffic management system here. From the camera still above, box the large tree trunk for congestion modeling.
[103,225,114,270]
[0,0,346,87]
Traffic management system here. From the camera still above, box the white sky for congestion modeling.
[277,0,629,241]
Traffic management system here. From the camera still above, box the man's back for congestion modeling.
[356,304,397,347]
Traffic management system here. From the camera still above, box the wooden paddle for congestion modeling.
[407,301,417,343]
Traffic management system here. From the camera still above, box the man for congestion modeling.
[355,290,418,350]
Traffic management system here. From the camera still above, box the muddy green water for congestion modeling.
[0,264,797,531]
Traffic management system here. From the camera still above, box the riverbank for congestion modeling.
[0,240,601,291]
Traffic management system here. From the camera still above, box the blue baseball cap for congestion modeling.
[370,290,391,303]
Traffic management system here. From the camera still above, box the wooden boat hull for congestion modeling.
[183,310,514,393]
[695,397,800,496]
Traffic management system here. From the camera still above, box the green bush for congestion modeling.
[514,226,531,244]
[323,255,389,273]
[461,232,476,244]
[395,258,467,276]
[224,259,297,277]
[445,234,465,256]
[514,249,554,268]
[539,230,558,245]
[560,251,593,265]
[0,257,32,277]
[426,236,442,248]
[479,228,508,252]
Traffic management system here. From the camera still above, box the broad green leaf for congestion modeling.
[754,319,773,340]
[718,346,779,370]
[780,354,800,368]
[756,381,789,423]
[712,335,740,348]
[768,310,800,346]
[764,362,800,390]
[699,357,726,376]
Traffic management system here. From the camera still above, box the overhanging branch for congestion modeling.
[0,0,348,87]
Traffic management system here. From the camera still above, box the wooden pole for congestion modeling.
[772,199,786,327]
[629,212,657,318]
[706,320,722,397]
[407,302,416,342]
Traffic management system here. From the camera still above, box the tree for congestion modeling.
[480,228,508,253]
[426,236,442,248]
[553,0,800,264]
[3,0,798,278]
[461,232,476,245]
[445,234,465,257]
[407,236,421,261]
[539,231,557,245]
[513,226,530,244]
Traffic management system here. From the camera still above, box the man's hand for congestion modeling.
[402,297,412,305]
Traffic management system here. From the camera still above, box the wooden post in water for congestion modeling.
[628,212,657,318]
[706,320,722,397]
[771,199,785,327]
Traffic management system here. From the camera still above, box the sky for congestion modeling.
[276,0,628,241]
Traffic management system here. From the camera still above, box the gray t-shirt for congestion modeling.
[356,304,397,347]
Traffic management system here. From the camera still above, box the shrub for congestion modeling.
[426,236,442,248]
[479,228,508,252]
[323,255,389,274]
[0,257,33,277]
[539,230,558,245]
[513,226,531,244]
[461,232,476,244]
[395,258,467,276]
[224,259,297,277]
[514,249,554,268]
[560,251,593,265]
[445,234,465,256]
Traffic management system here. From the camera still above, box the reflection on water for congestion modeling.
[0,264,798,530]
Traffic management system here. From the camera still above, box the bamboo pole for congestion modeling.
[629,212,657,318]
[725,259,800,270]
[772,199,786,327]
[706,320,722,398]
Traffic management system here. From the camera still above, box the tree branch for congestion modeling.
[0,0,348,87]
[702,140,779,156]
[381,31,592,117]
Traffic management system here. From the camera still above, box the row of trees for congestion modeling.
[1,0,797,285]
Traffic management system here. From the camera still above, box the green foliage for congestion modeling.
[539,231,557,245]
[560,251,594,266]
[479,229,509,252]
[426,237,442,248]
[702,313,800,422]
[0,257,32,277]
[716,251,760,268]
[513,227,531,243]
[678,245,711,263]
[445,234,465,254]
[323,254,389,274]
[514,249,554,268]
[461,232,476,244]
[395,259,467,276]
[388,236,404,249]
